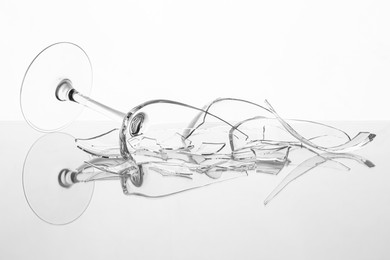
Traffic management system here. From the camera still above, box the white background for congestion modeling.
[1,0,390,121]
[1,1,390,260]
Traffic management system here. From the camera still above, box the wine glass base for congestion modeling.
[20,42,93,132]
[23,132,94,225]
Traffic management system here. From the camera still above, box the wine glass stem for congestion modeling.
[71,91,126,123]
[56,79,126,122]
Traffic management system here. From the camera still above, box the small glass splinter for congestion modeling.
[20,42,377,225]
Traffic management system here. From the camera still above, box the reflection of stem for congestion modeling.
[263,153,375,205]
[73,157,135,183]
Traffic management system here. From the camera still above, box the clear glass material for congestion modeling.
[20,42,93,132]
[20,42,377,225]
[23,133,94,225]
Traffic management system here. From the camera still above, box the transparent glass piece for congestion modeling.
[252,146,291,163]
[264,100,376,153]
[255,161,288,175]
[195,142,226,155]
[228,116,353,151]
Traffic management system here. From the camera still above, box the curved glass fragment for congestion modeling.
[264,100,376,153]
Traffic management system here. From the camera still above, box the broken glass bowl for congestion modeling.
[20,42,376,225]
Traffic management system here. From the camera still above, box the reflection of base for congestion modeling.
[22,133,94,225]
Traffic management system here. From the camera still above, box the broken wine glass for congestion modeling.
[21,42,376,224]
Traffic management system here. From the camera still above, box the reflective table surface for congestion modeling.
[1,121,390,260]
